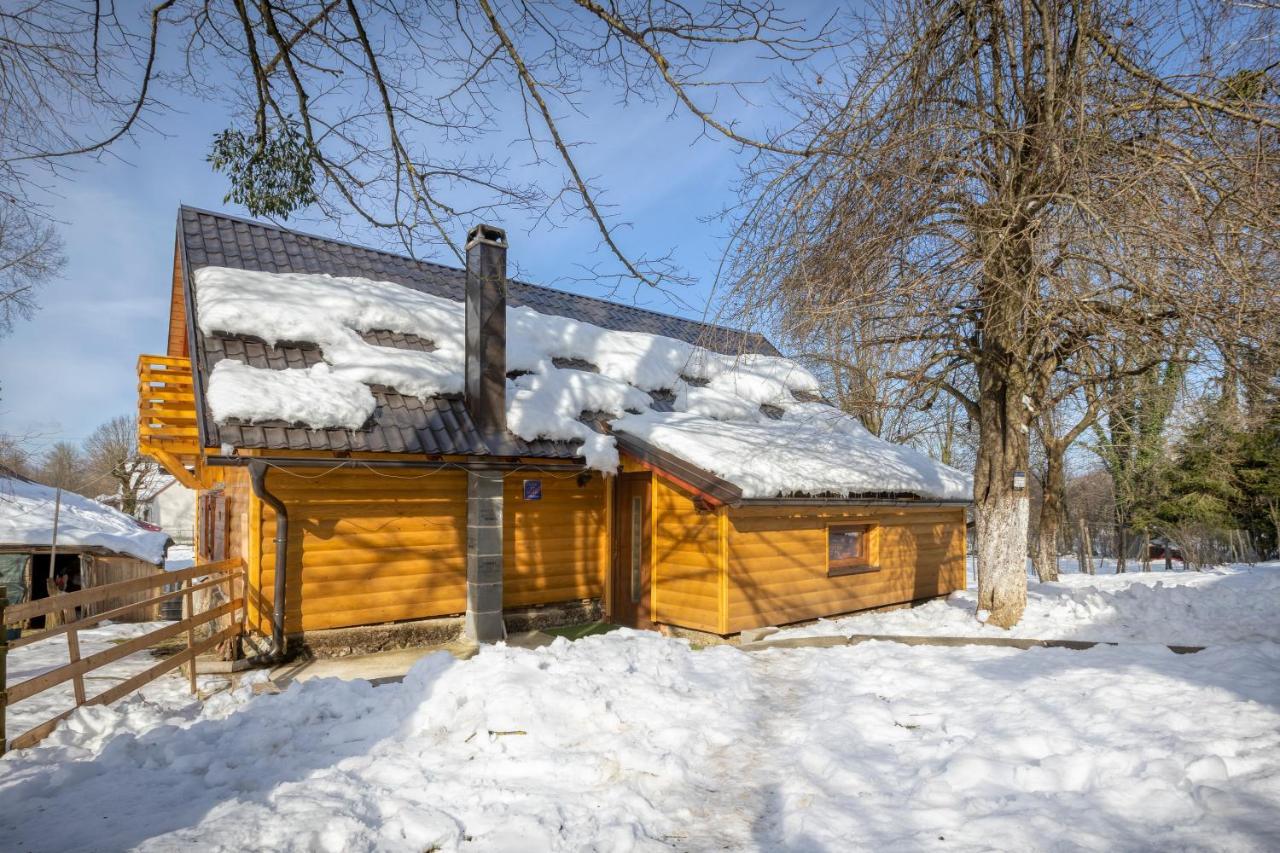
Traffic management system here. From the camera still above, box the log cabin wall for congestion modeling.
[502,471,608,608]
[166,244,188,358]
[723,505,967,633]
[258,467,469,634]
[248,464,608,634]
[650,477,724,633]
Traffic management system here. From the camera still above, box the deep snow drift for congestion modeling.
[2,566,1277,852]
[194,266,971,500]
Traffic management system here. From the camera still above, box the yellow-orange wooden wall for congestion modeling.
[723,503,966,633]
[238,466,606,634]
[209,459,961,637]
[649,476,966,634]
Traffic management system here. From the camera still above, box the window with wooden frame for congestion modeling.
[827,523,880,576]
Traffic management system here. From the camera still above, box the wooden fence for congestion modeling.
[1,558,244,753]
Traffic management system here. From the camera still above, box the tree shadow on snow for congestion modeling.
[0,652,458,853]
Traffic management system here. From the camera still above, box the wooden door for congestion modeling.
[610,473,652,628]
[197,491,227,562]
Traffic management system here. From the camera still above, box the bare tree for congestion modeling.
[83,416,157,516]
[0,431,38,480]
[0,203,65,338]
[2,1,829,292]
[1033,389,1102,583]
[38,441,88,493]
[726,0,1280,626]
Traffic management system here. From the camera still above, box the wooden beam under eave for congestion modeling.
[146,447,207,490]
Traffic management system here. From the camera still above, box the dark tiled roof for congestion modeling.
[179,207,778,458]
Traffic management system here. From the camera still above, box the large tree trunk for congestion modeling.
[974,358,1031,628]
[1116,523,1128,573]
[1034,445,1064,583]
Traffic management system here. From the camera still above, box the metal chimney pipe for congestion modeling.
[464,224,508,439]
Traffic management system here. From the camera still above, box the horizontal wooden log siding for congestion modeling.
[651,477,723,633]
[503,471,607,607]
[724,505,967,633]
[257,467,469,632]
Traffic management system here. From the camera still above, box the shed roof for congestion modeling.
[0,475,172,564]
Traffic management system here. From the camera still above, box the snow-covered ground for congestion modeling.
[777,562,1280,646]
[4,545,212,743]
[3,620,224,745]
[164,543,196,572]
[1,565,1277,851]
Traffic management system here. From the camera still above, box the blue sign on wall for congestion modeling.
[523,479,542,501]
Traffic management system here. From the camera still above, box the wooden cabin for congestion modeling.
[138,207,970,653]
[0,470,172,626]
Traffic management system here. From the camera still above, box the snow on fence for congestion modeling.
[0,558,244,752]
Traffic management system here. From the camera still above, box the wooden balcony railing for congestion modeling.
[138,354,203,487]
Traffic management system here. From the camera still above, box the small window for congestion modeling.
[828,523,879,576]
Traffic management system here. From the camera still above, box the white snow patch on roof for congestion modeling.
[613,406,973,500]
[207,361,376,430]
[0,476,171,564]
[193,266,972,500]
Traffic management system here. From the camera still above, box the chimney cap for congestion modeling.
[465,223,507,250]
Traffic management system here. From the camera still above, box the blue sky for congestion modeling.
[0,6,828,452]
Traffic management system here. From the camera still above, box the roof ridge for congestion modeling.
[178,205,768,344]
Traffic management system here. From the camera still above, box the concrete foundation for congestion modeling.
[505,598,601,633]
[279,598,603,658]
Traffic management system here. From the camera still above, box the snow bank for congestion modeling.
[195,266,971,500]
[0,476,170,564]
[2,626,1278,851]
[776,562,1280,646]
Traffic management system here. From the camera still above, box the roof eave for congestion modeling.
[736,495,973,507]
[612,430,971,509]
[176,213,217,452]
[613,431,744,506]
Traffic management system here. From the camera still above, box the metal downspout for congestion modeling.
[248,460,289,664]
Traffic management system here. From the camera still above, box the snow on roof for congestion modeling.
[195,266,973,500]
[0,475,172,564]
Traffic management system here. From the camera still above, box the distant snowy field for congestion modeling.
[2,564,1278,852]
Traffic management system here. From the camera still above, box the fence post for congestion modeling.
[185,577,197,694]
[1085,524,1095,574]
[1,585,8,756]
[65,618,86,706]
